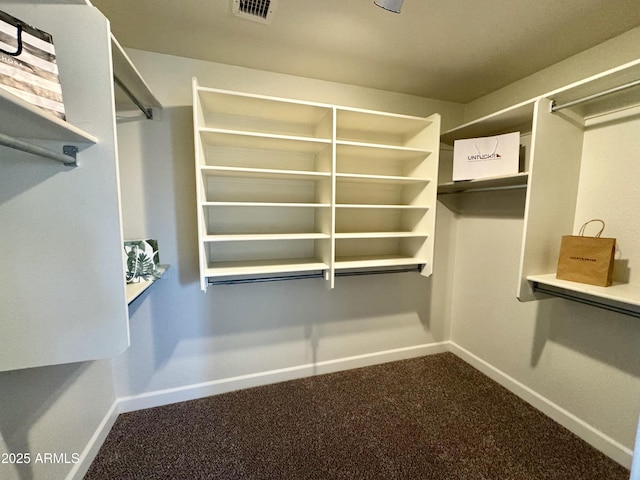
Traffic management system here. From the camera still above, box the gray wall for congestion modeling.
[113,52,463,401]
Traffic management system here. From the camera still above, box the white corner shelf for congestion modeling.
[437,58,640,318]
[126,264,170,304]
[505,59,640,318]
[438,100,534,195]
[517,59,640,314]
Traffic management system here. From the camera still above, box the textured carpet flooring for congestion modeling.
[85,353,629,479]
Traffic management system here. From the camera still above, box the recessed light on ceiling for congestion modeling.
[232,0,277,24]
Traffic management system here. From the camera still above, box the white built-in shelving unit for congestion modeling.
[521,60,640,317]
[438,59,640,317]
[192,79,440,291]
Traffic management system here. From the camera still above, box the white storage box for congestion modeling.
[453,132,520,181]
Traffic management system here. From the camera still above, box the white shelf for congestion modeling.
[0,88,97,145]
[438,172,528,194]
[527,274,640,317]
[336,140,432,154]
[336,173,431,185]
[204,258,329,277]
[126,265,169,304]
[336,107,434,148]
[193,80,440,289]
[438,100,533,194]
[201,165,331,180]
[528,274,640,306]
[203,202,331,208]
[335,255,425,270]
[204,233,330,241]
[199,127,333,146]
[335,232,428,239]
[440,100,536,146]
[200,128,332,151]
[195,86,332,140]
[336,204,430,210]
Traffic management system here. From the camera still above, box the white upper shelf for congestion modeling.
[440,101,535,146]
[0,88,97,144]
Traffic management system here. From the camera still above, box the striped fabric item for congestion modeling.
[0,10,66,120]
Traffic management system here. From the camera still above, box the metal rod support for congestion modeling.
[208,265,423,286]
[551,78,640,112]
[209,272,324,286]
[114,75,153,120]
[0,132,78,166]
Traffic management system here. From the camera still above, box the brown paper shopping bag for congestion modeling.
[556,219,616,287]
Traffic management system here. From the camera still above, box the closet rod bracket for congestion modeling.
[63,145,79,167]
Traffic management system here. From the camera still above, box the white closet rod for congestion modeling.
[114,76,153,120]
[532,282,640,318]
[550,79,640,112]
[0,132,78,166]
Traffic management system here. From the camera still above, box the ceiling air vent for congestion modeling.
[232,0,277,24]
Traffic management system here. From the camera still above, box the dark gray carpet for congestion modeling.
[84,353,629,479]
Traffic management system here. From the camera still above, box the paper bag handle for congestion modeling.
[578,219,605,238]
[0,23,23,57]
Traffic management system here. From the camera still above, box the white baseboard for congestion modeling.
[65,399,120,480]
[448,341,633,469]
[117,342,450,413]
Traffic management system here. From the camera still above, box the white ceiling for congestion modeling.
[90,0,640,103]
